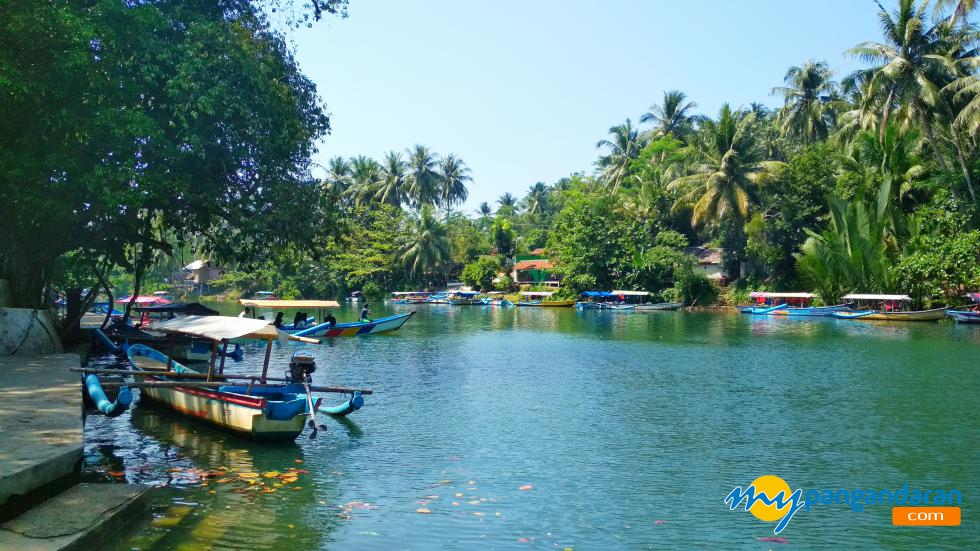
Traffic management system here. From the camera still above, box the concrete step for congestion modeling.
[0,483,150,550]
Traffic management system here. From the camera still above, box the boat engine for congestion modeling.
[288,351,316,384]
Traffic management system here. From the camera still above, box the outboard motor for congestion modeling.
[288,351,316,384]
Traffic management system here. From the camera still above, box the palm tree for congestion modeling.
[667,104,784,228]
[845,0,975,198]
[398,205,451,282]
[523,182,548,215]
[405,144,442,208]
[596,119,645,191]
[373,151,407,208]
[477,202,492,217]
[324,156,352,196]
[347,155,381,207]
[771,60,840,144]
[438,154,471,211]
[496,192,518,217]
[640,90,698,141]
[845,124,927,208]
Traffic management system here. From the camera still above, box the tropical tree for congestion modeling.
[772,60,840,144]
[347,155,381,206]
[934,0,978,25]
[844,124,928,208]
[324,156,352,196]
[667,105,783,228]
[398,205,450,282]
[640,90,698,141]
[496,192,518,217]
[372,151,408,208]
[523,182,549,215]
[477,202,493,217]
[438,154,471,211]
[405,144,443,208]
[596,119,645,191]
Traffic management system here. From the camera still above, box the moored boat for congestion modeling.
[947,292,980,324]
[634,302,683,311]
[831,294,946,322]
[122,316,371,442]
[738,292,840,316]
[292,312,414,337]
[448,291,483,305]
[390,291,432,304]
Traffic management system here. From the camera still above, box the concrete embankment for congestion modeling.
[0,353,150,549]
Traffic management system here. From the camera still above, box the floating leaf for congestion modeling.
[423,495,439,500]
[519,484,533,491]
[294,459,304,464]
[468,500,480,505]
[518,538,528,543]
[452,502,460,506]
[438,479,452,484]
[108,471,125,477]
[416,508,431,514]
[472,512,485,517]
[287,524,295,529]
[238,472,258,479]
[654,520,667,525]
[467,481,476,485]
[455,493,464,497]
[208,490,216,495]
[262,471,280,479]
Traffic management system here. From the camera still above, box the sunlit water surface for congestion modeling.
[84,303,980,549]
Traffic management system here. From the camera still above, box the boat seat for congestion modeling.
[129,355,170,372]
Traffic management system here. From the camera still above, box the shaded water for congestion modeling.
[84,304,980,549]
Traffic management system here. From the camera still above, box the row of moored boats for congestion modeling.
[738,292,980,323]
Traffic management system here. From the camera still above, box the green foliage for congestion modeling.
[492,217,517,260]
[675,267,719,306]
[547,192,626,292]
[461,257,499,291]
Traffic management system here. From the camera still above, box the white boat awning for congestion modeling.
[611,290,650,296]
[520,291,553,297]
[239,299,340,308]
[842,294,912,301]
[150,315,278,341]
[749,292,815,299]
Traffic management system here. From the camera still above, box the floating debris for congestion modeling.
[519,484,533,491]
[416,508,432,514]
[758,536,790,544]
[654,520,668,525]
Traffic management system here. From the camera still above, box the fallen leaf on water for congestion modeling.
[438,479,452,484]
[564,547,573,551]
[208,490,216,495]
[468,500,480,505]
[467,481,476,485]
[423,495,439,500]
[757,536,789,544]
[472,512,485,517]
[415,500,429,505]
[294,469,309,474]
[416,508,431,514]
[519,484,533,491]
[262,471,280,479]
[654,520,668,525]
[280,476,299,484]
[292,486,303,490]
[108,471,125,477]
[452,502,460,506]
[294,459,304,464]
[287,524,294,529]
[518,538,529,543]
[480,498,487,502]
[455,493,464,497]
[166,467,182,473]
[318,501,327,505]
[238,472,258,479]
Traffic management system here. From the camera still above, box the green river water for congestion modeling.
[83,303,979,549]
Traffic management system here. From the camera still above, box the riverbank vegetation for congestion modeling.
[3,0,980,317]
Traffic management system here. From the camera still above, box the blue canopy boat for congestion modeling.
[739,292,844,316]
[947,292,980,324]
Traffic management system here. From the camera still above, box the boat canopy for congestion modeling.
[134,302,219,316]
[117,295,171,305]
[485,291,504,295]
[966,292,980,303]
[239,299,340,308]
[391,291,431,296]
[580,291,612,297]
[150,315,278,341]
[611,290,650,296]
[452,291,481,296]
[842,294,912,301]
[749,292,816,299]
[520,291,554,297]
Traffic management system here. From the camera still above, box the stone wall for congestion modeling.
[0,308,62,355]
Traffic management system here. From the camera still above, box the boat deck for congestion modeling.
[0,354,83,506]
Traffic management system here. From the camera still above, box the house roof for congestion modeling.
[514,260,554,271]
[683,246,722,265]
[184,259,207,270]
[530,248,547,255]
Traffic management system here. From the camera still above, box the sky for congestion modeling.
[291,0,885,213]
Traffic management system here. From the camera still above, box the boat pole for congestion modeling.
[208,340,218,374]
[260,339,273,384]
[217,339,228,377]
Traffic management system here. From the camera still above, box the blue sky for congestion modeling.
[293,0,884,212]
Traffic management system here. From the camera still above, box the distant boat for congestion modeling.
[482,298,514,307]
[448,291,483,305]
[253,291,279,300]
[517,300,576,308]
[345,291,364,302]
[390,291,432,304]
[947,292,980,324]
[634,303,683,311]
[738,292,840,316]
[831,294,946,322]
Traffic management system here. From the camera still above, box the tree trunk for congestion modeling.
[951,132,977,202]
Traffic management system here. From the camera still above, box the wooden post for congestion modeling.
[260,339,273,384]
[166,333,176,371]
[208,340,218,374]
[218,340,228,376]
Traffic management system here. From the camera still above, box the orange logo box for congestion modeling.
[892,507,961,526]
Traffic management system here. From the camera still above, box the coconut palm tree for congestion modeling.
[497,192,517,208]
[347,155,381,207]
[398,205,451,283]
[640,90,698,141]
[477,202,492,217]
[373,151,407,208]
[771,60,840,145]
[324,156,352,196]
[667,105,784,228]
[596,119,645,191]
[438,154,471,211]
[934,0,978,25]
[523,182,549,215]
[405,144,442,208]
[845,124,928,208]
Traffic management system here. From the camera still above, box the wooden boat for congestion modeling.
[742,303,788,315]
[482,298,514,307]
[771,304,846,317]
[292,312,414,338]
[739,292,825,315]
[947,311,980,324]
[390,292,432,304]
[517,300,576,308]
[832,295,946,322]
[448,291,483,305]
[598,303,635,310]
[122,316,370,442]
[634,302,683,311]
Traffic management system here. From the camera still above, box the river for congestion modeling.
[84,303,979,549]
